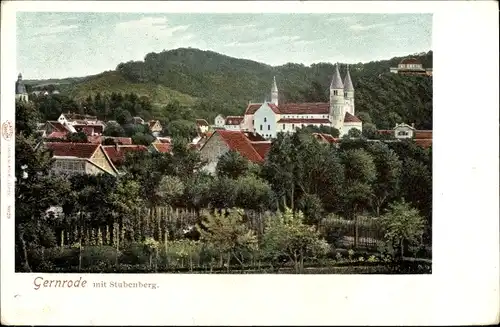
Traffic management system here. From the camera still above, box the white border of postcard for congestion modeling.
[1,1,499,325]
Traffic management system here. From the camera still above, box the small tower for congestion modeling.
[15,73,29,102]
[271,76,279,106]
[329,63,344,130]
[343,64,355,115]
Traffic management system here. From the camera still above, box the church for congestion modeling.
[15,73,29,102]
[238,63,362,139]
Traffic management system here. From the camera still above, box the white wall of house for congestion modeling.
[214,115,225,127]
[394,125,414,139]
[342,122,363,137]
[242,114,255,132]
[15,94,29,102]
[253,103,279,139]
[224,124,242,131]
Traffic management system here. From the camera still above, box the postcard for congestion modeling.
[1,1,498,325]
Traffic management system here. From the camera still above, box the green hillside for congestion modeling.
[25,47,432,129]
[67,71,196,107]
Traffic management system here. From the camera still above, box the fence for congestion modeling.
[55,207,384,251]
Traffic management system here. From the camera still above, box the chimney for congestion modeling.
[115,143,119,152]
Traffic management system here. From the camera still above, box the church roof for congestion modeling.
[343,67,354,91]
[344,112,362,123]
[330,64,344,89]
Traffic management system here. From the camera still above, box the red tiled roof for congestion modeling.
[242,132,266,142]
[47,131,68,139]
[216,130,264,163]
[344,112,362,123]
[244,103,263,115]
[225,116,244,125]
[400,57,421,65]
[377,130,393,134]
[102,145,148,165]
[45,142,99,159]
[73,124,104,135]
[251,142,272,160]
[152,143,172,153]
[267,103,281,114]
[47,121,69,133]
[312,133,340,144]
[196,119,209,126]
[154,137,172,144]
[279,102,330,115]
[88,136,102,144]
[277,118,330,124]
[414,130,432,139]
[415,139,432,149]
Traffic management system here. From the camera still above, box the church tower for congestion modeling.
[329,63,344,130]
[15,73,29,102]
[343,65,355,115]
[271,76,279,106]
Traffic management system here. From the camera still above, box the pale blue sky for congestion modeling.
[17,12,432,80]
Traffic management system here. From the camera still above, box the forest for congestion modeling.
[27,47,433,131]
[15,100,432,274]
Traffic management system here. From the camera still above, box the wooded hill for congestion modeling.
[26,48,433,130]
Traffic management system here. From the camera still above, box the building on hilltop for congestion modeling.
[15,73,29,102]
[389,57,432,76]
[237,64,362,139]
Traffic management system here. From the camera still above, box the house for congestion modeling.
[312,133,340,144]
[57,112,107,136]
[240,65,362,139]
[15,73,29,102]
[132,116,145,125]
[152,136,172,144]
[43,121,73,138]
[102,144,149,167]
[148,120,163,136]
[88,136,133,145]
[199,130,271,174]
[389,57,432,76]
[394,123,416,139]
[43,142,119,176]
[214,115,225,128]
[224,116,244,131]
[196,119,210,134]
[58,112,99,125]
[150,142,172,154]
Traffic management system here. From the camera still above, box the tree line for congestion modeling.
[15,100,431,273]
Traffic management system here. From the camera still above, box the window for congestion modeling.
[268,125,270,130]
[344,92,347,97]
[292,124,294,129]
[397,131,409,136]
[264,117,267,122]
[252,119,254,125]
[283,124,285,130]
[260,125,263,131]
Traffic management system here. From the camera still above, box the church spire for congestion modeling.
[330,63,344,89]
[271,76,279,106]
[343,64,354,91]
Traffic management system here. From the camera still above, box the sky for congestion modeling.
[17,12,432,80]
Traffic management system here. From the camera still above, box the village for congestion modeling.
[15,59,432,179]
